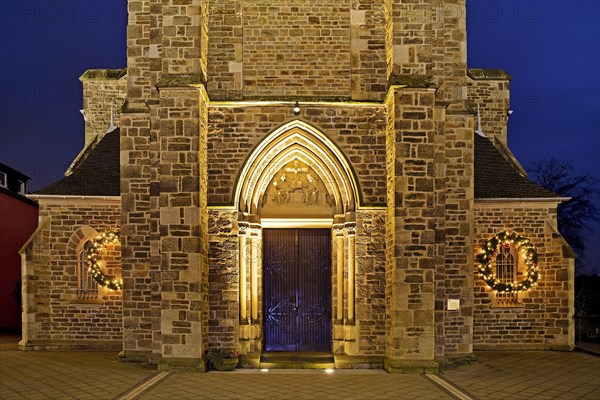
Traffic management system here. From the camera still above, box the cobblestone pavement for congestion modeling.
[1,336,598,400]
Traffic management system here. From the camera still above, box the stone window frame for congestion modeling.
[77,239,99,300]
[68,226,103,304]
[492,244,524,308]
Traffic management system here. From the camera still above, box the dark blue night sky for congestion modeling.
[1,1,599,270]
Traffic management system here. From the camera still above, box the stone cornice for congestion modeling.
[79,69,127,81]
[467,68,512,81]
[29,195,120,206]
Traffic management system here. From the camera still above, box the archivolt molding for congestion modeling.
[68,226,100,253]
[235,121,359,215]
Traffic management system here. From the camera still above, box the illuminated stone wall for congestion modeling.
[108,0,573,372]
[207,0,387,101]
[207,104,387,207]
[20,197,122,350]
[473,201,575,350]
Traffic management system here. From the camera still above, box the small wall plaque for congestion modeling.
[447,299,460,311]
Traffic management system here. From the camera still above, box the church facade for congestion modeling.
[21,0,575,372]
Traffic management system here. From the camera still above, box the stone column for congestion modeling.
[238,223,249,322]
[239,220,261,363]
[120,105,158,362]
[385,86,439,373]
[155,84,208,372]
[334,224,345,321]
[439,111,475,360]
[121,0,165,363]
[346,223,356,322]
[249,224,261,322]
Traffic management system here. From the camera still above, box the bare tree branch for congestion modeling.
[528,159,600,260]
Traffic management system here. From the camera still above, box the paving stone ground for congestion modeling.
[1,334,598,400]
[440,351,600,400]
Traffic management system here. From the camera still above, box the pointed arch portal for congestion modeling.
[234,121,360,354]
[235,120,360,216]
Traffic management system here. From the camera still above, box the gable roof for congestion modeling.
[35,127,559,200]
[36,128,120,196]
[474,133,559,199]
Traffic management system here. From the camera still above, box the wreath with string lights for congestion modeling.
[86,231,123,291]
[477,231,539,293]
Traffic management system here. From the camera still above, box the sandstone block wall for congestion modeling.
[207,0,386,100]
[207,104,387,206]
[473,201,574,350]
[355,210,387,355]
[385,87,439,364]
[161,0,203,75]
[121,0,209,365]
[467,69,511,145]
[157,86,208,361]
[386,0,468,107]
[120,106,158,355]
[438,112,475,358]
[112,0,572,369]
[80,69,127,144]
[208,210,239,353]
[21,198,122,350]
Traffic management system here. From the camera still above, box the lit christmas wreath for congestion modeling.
[477,231,539,293]
[86,231,123,291]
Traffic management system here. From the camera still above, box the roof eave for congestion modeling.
[475,197,571,203]
[29,194,120,201]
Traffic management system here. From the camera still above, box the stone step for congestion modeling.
[259,352,335,369]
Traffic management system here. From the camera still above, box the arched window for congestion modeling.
[496,245,515,283]
[495,245,518,304]
[78,240,98,299]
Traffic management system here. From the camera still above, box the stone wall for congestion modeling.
[207,210,239,353]
[20,197,122,350]
[388,0,433,76]
[467,69,511,145]
[351,1,387,100]
[207,0,386,100]
[385,86,439,372]
[386,0,468,107]
[473,201,574,350]
[355,210,387,355]
[121,0,162,360]
[155,85,208,370]
[207,104,387,207]
[113,0,573,371]
[80,69,127,144]
[161,0,203,75]
[437,111,475,359]
[242,1,351,99]
[120,105,158,358]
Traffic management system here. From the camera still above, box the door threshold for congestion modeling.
[260,351,334,369]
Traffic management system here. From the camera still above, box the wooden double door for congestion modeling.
[263,229,332,351]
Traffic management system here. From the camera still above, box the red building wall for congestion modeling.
[0,191,38,331]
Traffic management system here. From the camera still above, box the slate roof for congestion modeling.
[36,129,120,196]
[474,133,559,199]
[36,127,559,200]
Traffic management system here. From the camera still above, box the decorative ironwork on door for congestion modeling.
[263,229,332,351]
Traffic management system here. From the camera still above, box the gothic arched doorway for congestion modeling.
[234,121,359,355]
